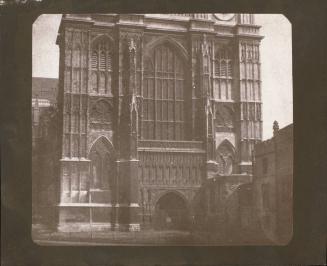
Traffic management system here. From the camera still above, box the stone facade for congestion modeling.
[200,123,293,243]
[252,123,293,244]
[52,14,263,232]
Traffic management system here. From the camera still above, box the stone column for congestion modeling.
[197,34,217,179]
[116,35,141,231]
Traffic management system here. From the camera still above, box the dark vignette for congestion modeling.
[1,0,326,265]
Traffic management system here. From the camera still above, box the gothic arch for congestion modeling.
[91,34,114,48]
[144,36,188,62]
[88,136,116,192]
[217,139,235,158]
[142,42,187,140]
[215,46,233,58]
[94,98,113,108]
[216,139,235,175]
[90,35,114,94]
[214,46,233,79]
[153,190,190,210]
[153,190,190,230]
[88,135,116,159]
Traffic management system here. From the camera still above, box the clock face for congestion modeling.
[214,14,235,21]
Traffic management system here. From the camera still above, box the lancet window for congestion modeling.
[91,37,113,95]
[214,48,233,78]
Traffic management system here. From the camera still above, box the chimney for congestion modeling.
[273,120,279,136]
[33,94,40,126]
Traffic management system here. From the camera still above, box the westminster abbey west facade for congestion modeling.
[56,14,263,232]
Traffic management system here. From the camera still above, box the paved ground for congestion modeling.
[32,224,274,246]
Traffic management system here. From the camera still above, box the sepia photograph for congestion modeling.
[30,13,294,246]
[2,0,327,263]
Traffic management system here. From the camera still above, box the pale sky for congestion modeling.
[32,14,293,140]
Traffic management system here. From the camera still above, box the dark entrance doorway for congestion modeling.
[154,192,189,230]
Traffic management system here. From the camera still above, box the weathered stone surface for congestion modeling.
[33,14,265,238]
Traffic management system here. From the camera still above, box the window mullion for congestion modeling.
[97,45,100,93]
[105,49,108,95]
[173,54,177,140]
[154,50,157,140]
[100,155,104,189]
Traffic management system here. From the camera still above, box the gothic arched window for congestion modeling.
[91,51,98,68]
[89,137,115,202]
[91,37,113,95]
[143,44,186,140]
[214,48,233,100]
[215,49,233,78]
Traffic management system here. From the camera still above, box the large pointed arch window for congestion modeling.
[91,37,113,95]
[143,44,185,140]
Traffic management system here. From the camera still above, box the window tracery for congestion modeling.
[214,47,233,100]
[91,37,113,95]
[215,49,233,78]
[143,44,186,140]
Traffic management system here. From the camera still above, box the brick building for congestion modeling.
[40,14,264,232]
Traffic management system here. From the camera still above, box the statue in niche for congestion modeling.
[215,105,234,128]
[216,141,235,176]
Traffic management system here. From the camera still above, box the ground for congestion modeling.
[32,224,273,246]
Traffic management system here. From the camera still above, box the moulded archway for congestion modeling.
[216,139,235,175]
[144,36,189,62]
[154,191,190,230]
[88,136,116,203]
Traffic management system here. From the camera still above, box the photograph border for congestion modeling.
[1,0,326,265]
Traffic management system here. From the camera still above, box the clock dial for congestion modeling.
[214,14,235,21]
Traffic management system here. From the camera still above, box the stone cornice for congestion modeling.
[57,14,263,40]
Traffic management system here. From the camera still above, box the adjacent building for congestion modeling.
[32,77,59,224]
[252,122,293,244]
[32,77,58,147]
[199,122,293,244]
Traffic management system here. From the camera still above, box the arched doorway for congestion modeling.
[154,192,189,230]
[89,137,116,203]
